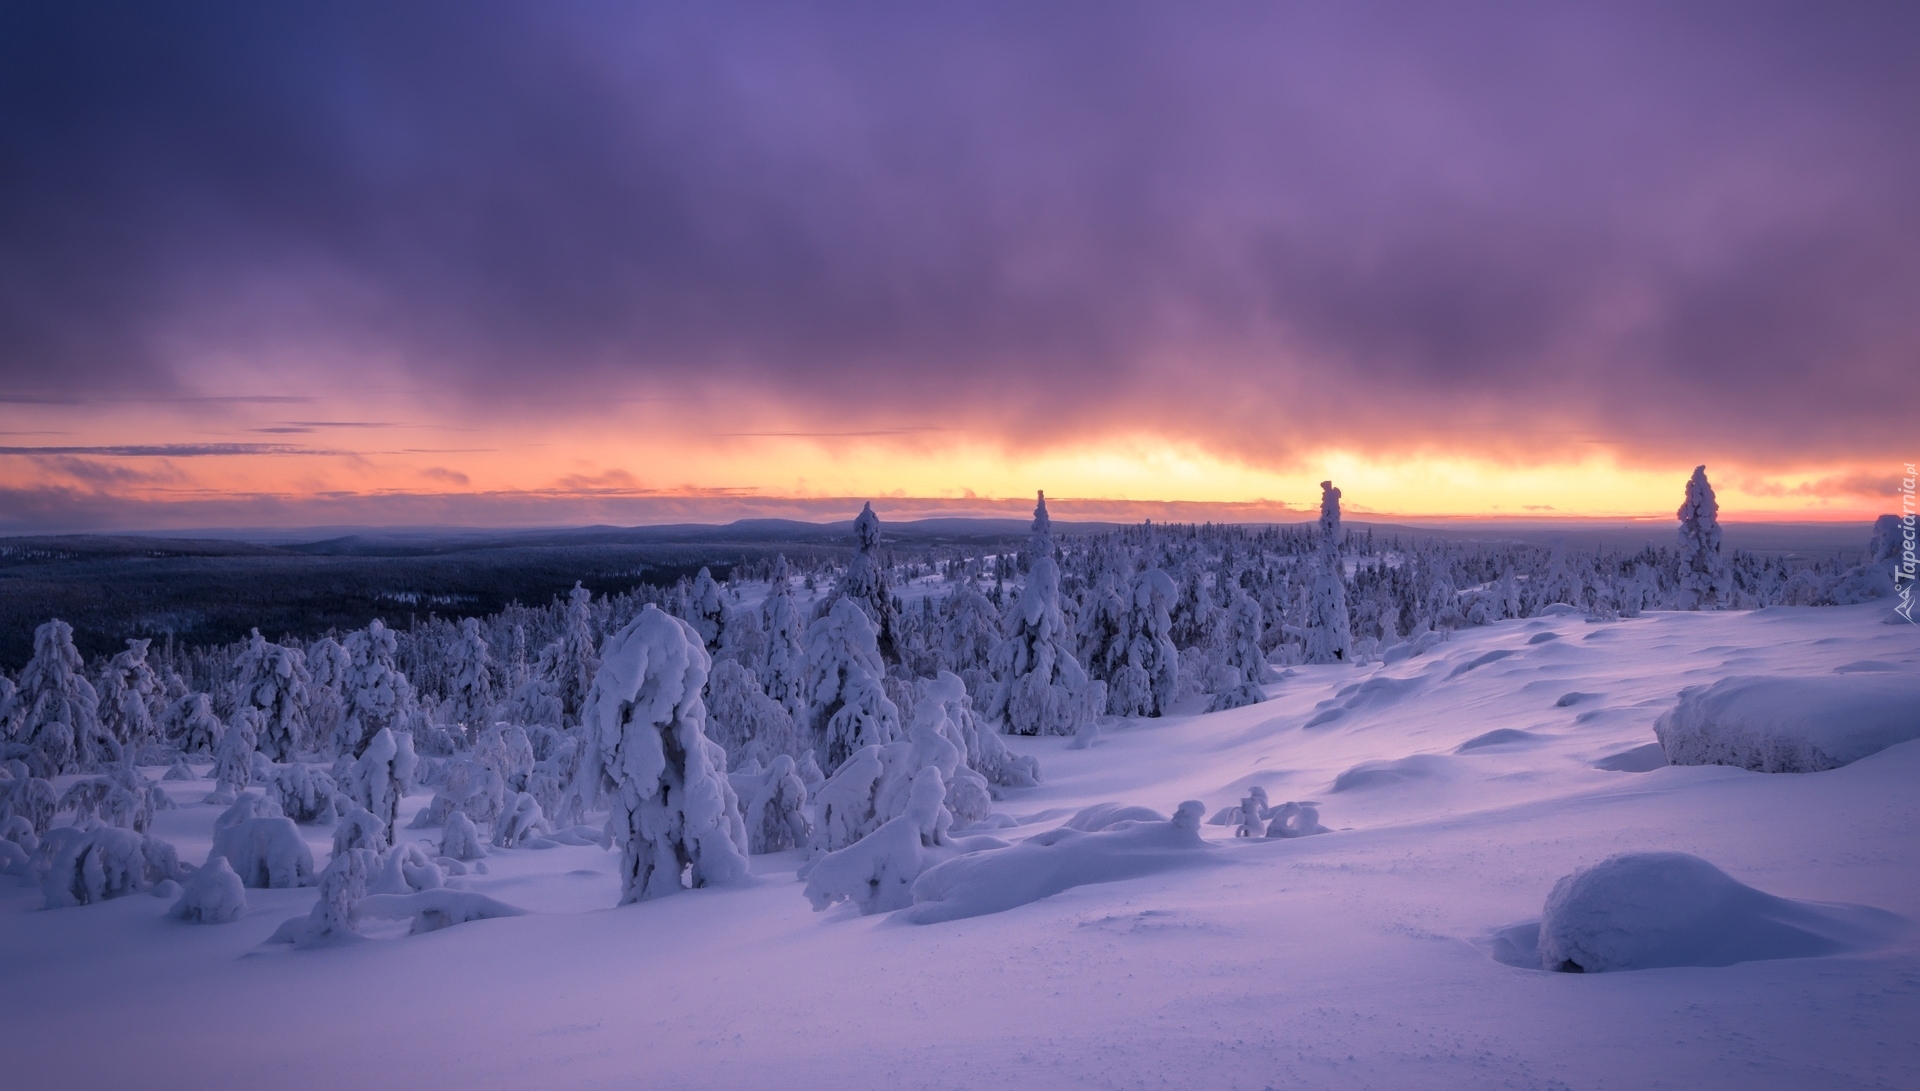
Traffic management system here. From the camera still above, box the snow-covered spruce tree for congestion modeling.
[804,597,902,772]
[10,619,99,776]
[1302,481,1353,664]
[304,636,350,754]
[936,581,1001,697]
[209,707,260,804]
[1676,465,1729,610]
[715,604,767,676]
[705,658,802,772]
[160,692,223,755]
[1109,568,1180,718]
[567,606,748,904]
[922,670,1038,792]
[42,826,181,908]
[1021,490,1054,572]
[680,567,728,654]
[545,583,601,727]
[1208,589,1270,711]
[759,555,809,725]
[729,753,811,854]
[444,618,497,732]
[232,630,311,761]
[803,766,952,915]
[988,552,1104,737]
[833,502,901,664]
[97,639,160,762]
[339,727,417,848]
[338,620,416,757]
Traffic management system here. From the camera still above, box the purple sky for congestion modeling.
[1,3,1915,528]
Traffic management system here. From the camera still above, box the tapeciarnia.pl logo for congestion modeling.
[1897,462,1916,624]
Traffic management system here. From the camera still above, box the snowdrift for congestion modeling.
[903,801,1211,924]
[1502,852,1905,973]
[1654,674,1920,772]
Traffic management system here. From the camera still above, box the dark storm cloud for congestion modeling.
[2,2,1914,466]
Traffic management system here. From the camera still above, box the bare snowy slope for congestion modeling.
[3,603,1917,1090]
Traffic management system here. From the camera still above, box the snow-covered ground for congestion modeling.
[6,603,1917,1090]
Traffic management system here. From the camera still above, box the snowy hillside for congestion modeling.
[3,601,1915,1090]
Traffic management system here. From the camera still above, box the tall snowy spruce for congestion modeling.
[1303,481,1353,663]
[988,494,1104,736]
[569,606,748,904]
[835,502,901,664]
[338,620,416,756]
[96,638,161,762]
[545,583,602,726]
[759,556,810,726]
[444,618,497,731]
[232,630,311,761]
[1676,465,1729,610]
[804,598,902,772]
[9,619,99,776]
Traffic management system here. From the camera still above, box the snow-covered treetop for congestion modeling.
[854,501,882,555]
[1030,490,1053,559]
[1319,480,1342,545]
[1677,465,1721,553]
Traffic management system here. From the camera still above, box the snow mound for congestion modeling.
[1331,754,1450,792]
[1654,674,1920,773]
[1456,728,1542,753]
[357,889,526,935]
[1593,743,1667,773]
[1533,852,1904,973]
[903,801,1211,924]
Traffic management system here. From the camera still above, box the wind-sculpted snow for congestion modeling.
[903,801,1212,924]
[1654,674,1920,772]
[1527,852,1905,973]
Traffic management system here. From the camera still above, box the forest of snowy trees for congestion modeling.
[0,468,1907,927]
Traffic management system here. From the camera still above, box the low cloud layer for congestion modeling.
[2,3,1914,484]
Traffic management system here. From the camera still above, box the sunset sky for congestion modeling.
[2,3,1914,533]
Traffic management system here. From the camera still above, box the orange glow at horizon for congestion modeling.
[2,395,1899,527]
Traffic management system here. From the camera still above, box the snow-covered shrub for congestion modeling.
[1654,674,1920,773]
[526,733,582,828]
[169,856,247,923]
[729,754,811,854]
[0,761,57,834]
[269,847,376,947]
[492,792,551,848]
[568,607,748,902]
[264,762,342,824]
[1233,786,1270,838]
[440,811,488,861]
[211,799,315,889]
[58,768,165,833]
[1264,801,1329,839]
[338,727,416,847]
[331,807,387,858]
[370,842,444,896]
[417,753,506,830]
[804,768,953,915]
[42,826,181,908]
